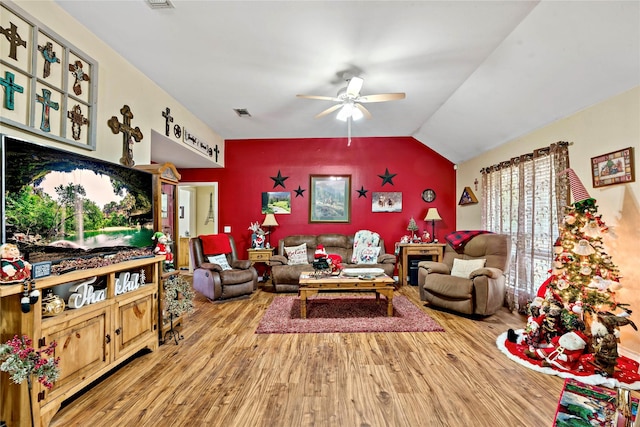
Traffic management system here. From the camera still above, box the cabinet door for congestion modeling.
[41,306,111,399]
[114,287,157,360]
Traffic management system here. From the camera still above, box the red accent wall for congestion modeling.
[179,136,456,256]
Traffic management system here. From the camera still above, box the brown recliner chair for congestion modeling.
[189,234,258,301]
[417,233,511,316]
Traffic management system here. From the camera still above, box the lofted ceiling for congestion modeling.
[54,0,640,168]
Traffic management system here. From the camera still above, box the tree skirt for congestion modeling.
[255,295,445,334]
[497,330,640,390]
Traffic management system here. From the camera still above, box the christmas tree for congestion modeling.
[407,217,419,239]
[508,169,637,377]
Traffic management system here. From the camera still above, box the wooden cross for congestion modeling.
[162,107,173,137]
[69,60,90,96]
[38,42,60,78]
[107,105,143,167]
[474,178,478,191]
[35,88,59,132]
[0,71,23,110]
[67,104,89,141]
[213,144,220,162]
[0,22,27,61]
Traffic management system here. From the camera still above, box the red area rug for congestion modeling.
[497,330,640,390]
[255,295,445,334]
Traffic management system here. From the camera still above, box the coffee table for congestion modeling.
[298,272,396,319]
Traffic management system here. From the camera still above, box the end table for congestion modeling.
[247,247,275,285]
[397,243,446,287]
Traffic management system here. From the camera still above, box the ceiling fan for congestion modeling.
[297,76,405,121]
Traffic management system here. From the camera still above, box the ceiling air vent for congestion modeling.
[233,108,252,118]
[146,0,174,9]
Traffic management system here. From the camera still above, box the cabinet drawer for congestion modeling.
[251,252,270,261]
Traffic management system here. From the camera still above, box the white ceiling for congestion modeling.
[54,0,640,168]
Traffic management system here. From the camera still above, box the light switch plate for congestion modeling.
[224,226,231,233]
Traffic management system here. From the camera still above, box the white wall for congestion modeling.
[3,0,223,166]
[457,87,640,357]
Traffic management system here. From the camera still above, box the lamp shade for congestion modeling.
[424,208,442,222]
[262,213,279,227]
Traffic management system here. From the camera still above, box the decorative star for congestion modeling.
[270,170,289,188]
[357,186,368,198]
[294,186,306,197]
[378,168,397,186]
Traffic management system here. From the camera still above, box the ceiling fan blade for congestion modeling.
[354,103,372,120]
[358,93,406,103]
[314,104,343,119]
[297,94,342,102]
[346,76,364,97]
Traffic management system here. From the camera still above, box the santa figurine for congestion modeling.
[1,243,32,283]
[152,232,174,270]
[525,330,589,371]
[314,245,328,259]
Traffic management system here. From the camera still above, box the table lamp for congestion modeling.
[424,208,442,243]
[261,213,279,248]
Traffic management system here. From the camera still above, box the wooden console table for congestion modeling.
[397,243,446,287]
[248,248,275,285]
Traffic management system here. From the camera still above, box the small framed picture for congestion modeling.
[591,147,634,188]
[371,192,402,212]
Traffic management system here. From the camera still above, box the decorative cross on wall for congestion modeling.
[0,71,23,110]
[67,104,89,141]
[35,88,59,132]
[107,105,143,167]
[213,145,220,162]
[69,60,90,95]
[38,42,60,78]
[0,22,27,61]
[162,107,173,137]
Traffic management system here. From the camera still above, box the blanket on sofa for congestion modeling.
[351,230,381,263]
[199,234,232,254]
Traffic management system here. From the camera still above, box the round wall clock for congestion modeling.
[422,189,436,203]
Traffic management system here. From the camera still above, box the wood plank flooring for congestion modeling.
[48,284,622,427]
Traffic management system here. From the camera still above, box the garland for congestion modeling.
[163,275,195,317]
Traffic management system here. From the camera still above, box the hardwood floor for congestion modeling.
[48,285,590,426]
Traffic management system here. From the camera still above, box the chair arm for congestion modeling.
[200,262,223,272]
[269,255,289,266]
[377,253,396,264]
[231,259,252,270]
[469,267,503,280]
[418,261,450,275]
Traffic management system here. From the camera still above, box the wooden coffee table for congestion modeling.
[298,272,396,319]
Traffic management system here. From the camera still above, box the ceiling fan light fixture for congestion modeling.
[336,103,353,122]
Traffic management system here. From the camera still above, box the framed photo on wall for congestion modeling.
[309,175,351,223]
[591,147,635,188]
[372,192,402,212]
[261,192,291,214]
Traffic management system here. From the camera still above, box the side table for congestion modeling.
[397,243,446,287]
[248,247,275,285]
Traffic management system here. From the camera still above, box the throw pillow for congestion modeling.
[284,243,308,265]
[450,258,486,278]
[356,246,381,264]
[207,254,232,270]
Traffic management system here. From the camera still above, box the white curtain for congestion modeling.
[481,142,569,312]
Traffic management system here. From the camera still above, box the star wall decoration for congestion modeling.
[378,168,397,186]
[357,186,368,198]
[294,186,306,197]
[270,170,289,188]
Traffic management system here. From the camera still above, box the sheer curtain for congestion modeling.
[481,142,570,312]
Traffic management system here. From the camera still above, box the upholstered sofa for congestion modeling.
[269,233,396,292]
[417,233,511,316]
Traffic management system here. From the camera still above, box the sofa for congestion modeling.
[417,233,511,316]
[269,233,396,292]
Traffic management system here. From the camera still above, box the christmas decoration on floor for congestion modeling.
[497,168,640,389]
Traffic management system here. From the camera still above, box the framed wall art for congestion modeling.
[458,187,478,205]
[591,147,634,188]
[261,191,291,214]
[372,191,402,212]
[309,175,351,223]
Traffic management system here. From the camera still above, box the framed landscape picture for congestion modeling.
[309,175,351,223]
[262,192,291,214]
[591,147,635,188]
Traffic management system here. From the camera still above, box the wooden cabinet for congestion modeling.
[396,243,446,287]
[135,163,184,342]
[0,256,163,427]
